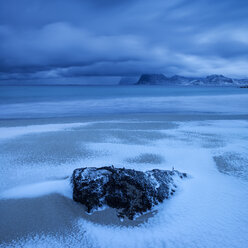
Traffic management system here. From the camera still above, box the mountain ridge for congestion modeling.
[119,74,248,86]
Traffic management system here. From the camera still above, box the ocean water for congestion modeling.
[0,85,248,248]
[1,85,248,119]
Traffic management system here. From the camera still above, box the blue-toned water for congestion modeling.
[0,86,248,119]
[1,85,248,104]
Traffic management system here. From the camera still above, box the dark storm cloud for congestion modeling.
[0,0,248,83]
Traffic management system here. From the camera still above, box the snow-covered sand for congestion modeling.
[0,117,248,248]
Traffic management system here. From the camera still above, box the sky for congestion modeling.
[0,0,248,84]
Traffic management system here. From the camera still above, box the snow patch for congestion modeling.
[0,122,90,140]
[0,179,72,199]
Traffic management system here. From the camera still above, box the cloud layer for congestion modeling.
[0,0,248,83]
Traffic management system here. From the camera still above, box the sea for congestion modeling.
[0,85,248,248]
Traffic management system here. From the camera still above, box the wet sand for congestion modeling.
[0,194,155,245]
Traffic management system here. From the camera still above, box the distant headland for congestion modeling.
[119,74,248,86]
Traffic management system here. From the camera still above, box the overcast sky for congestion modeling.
[0,0,248,83]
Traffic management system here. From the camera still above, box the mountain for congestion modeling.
[169,75,197,85]
[192,75,234,86]
[234,78,248,85]
[119,77,139,85]
[119,73,248,86]
[205,74,233,84]
[136,74,169,85]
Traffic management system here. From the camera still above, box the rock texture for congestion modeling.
[192,74,234,85]
[127,73,248,86]
[136,74,169,85]
[205,74,233,84]
[72,166,186,220]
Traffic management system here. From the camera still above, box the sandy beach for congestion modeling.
[0,86,248,248]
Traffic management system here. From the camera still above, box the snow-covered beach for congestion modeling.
[0,86,248,247]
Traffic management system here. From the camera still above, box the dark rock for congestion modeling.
[71,166,186,220]
[169,75,196,85]
[136,74,169,85]
[133,73,248,86]
[204,74,233,84]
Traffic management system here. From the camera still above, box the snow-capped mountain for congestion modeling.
[119,74,248,86]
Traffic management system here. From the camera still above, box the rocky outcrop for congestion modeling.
[169,75,195,85]
[127,73,247,86]
[136,74,169,85]
[204,74,233,85]
[72,166,186,220]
